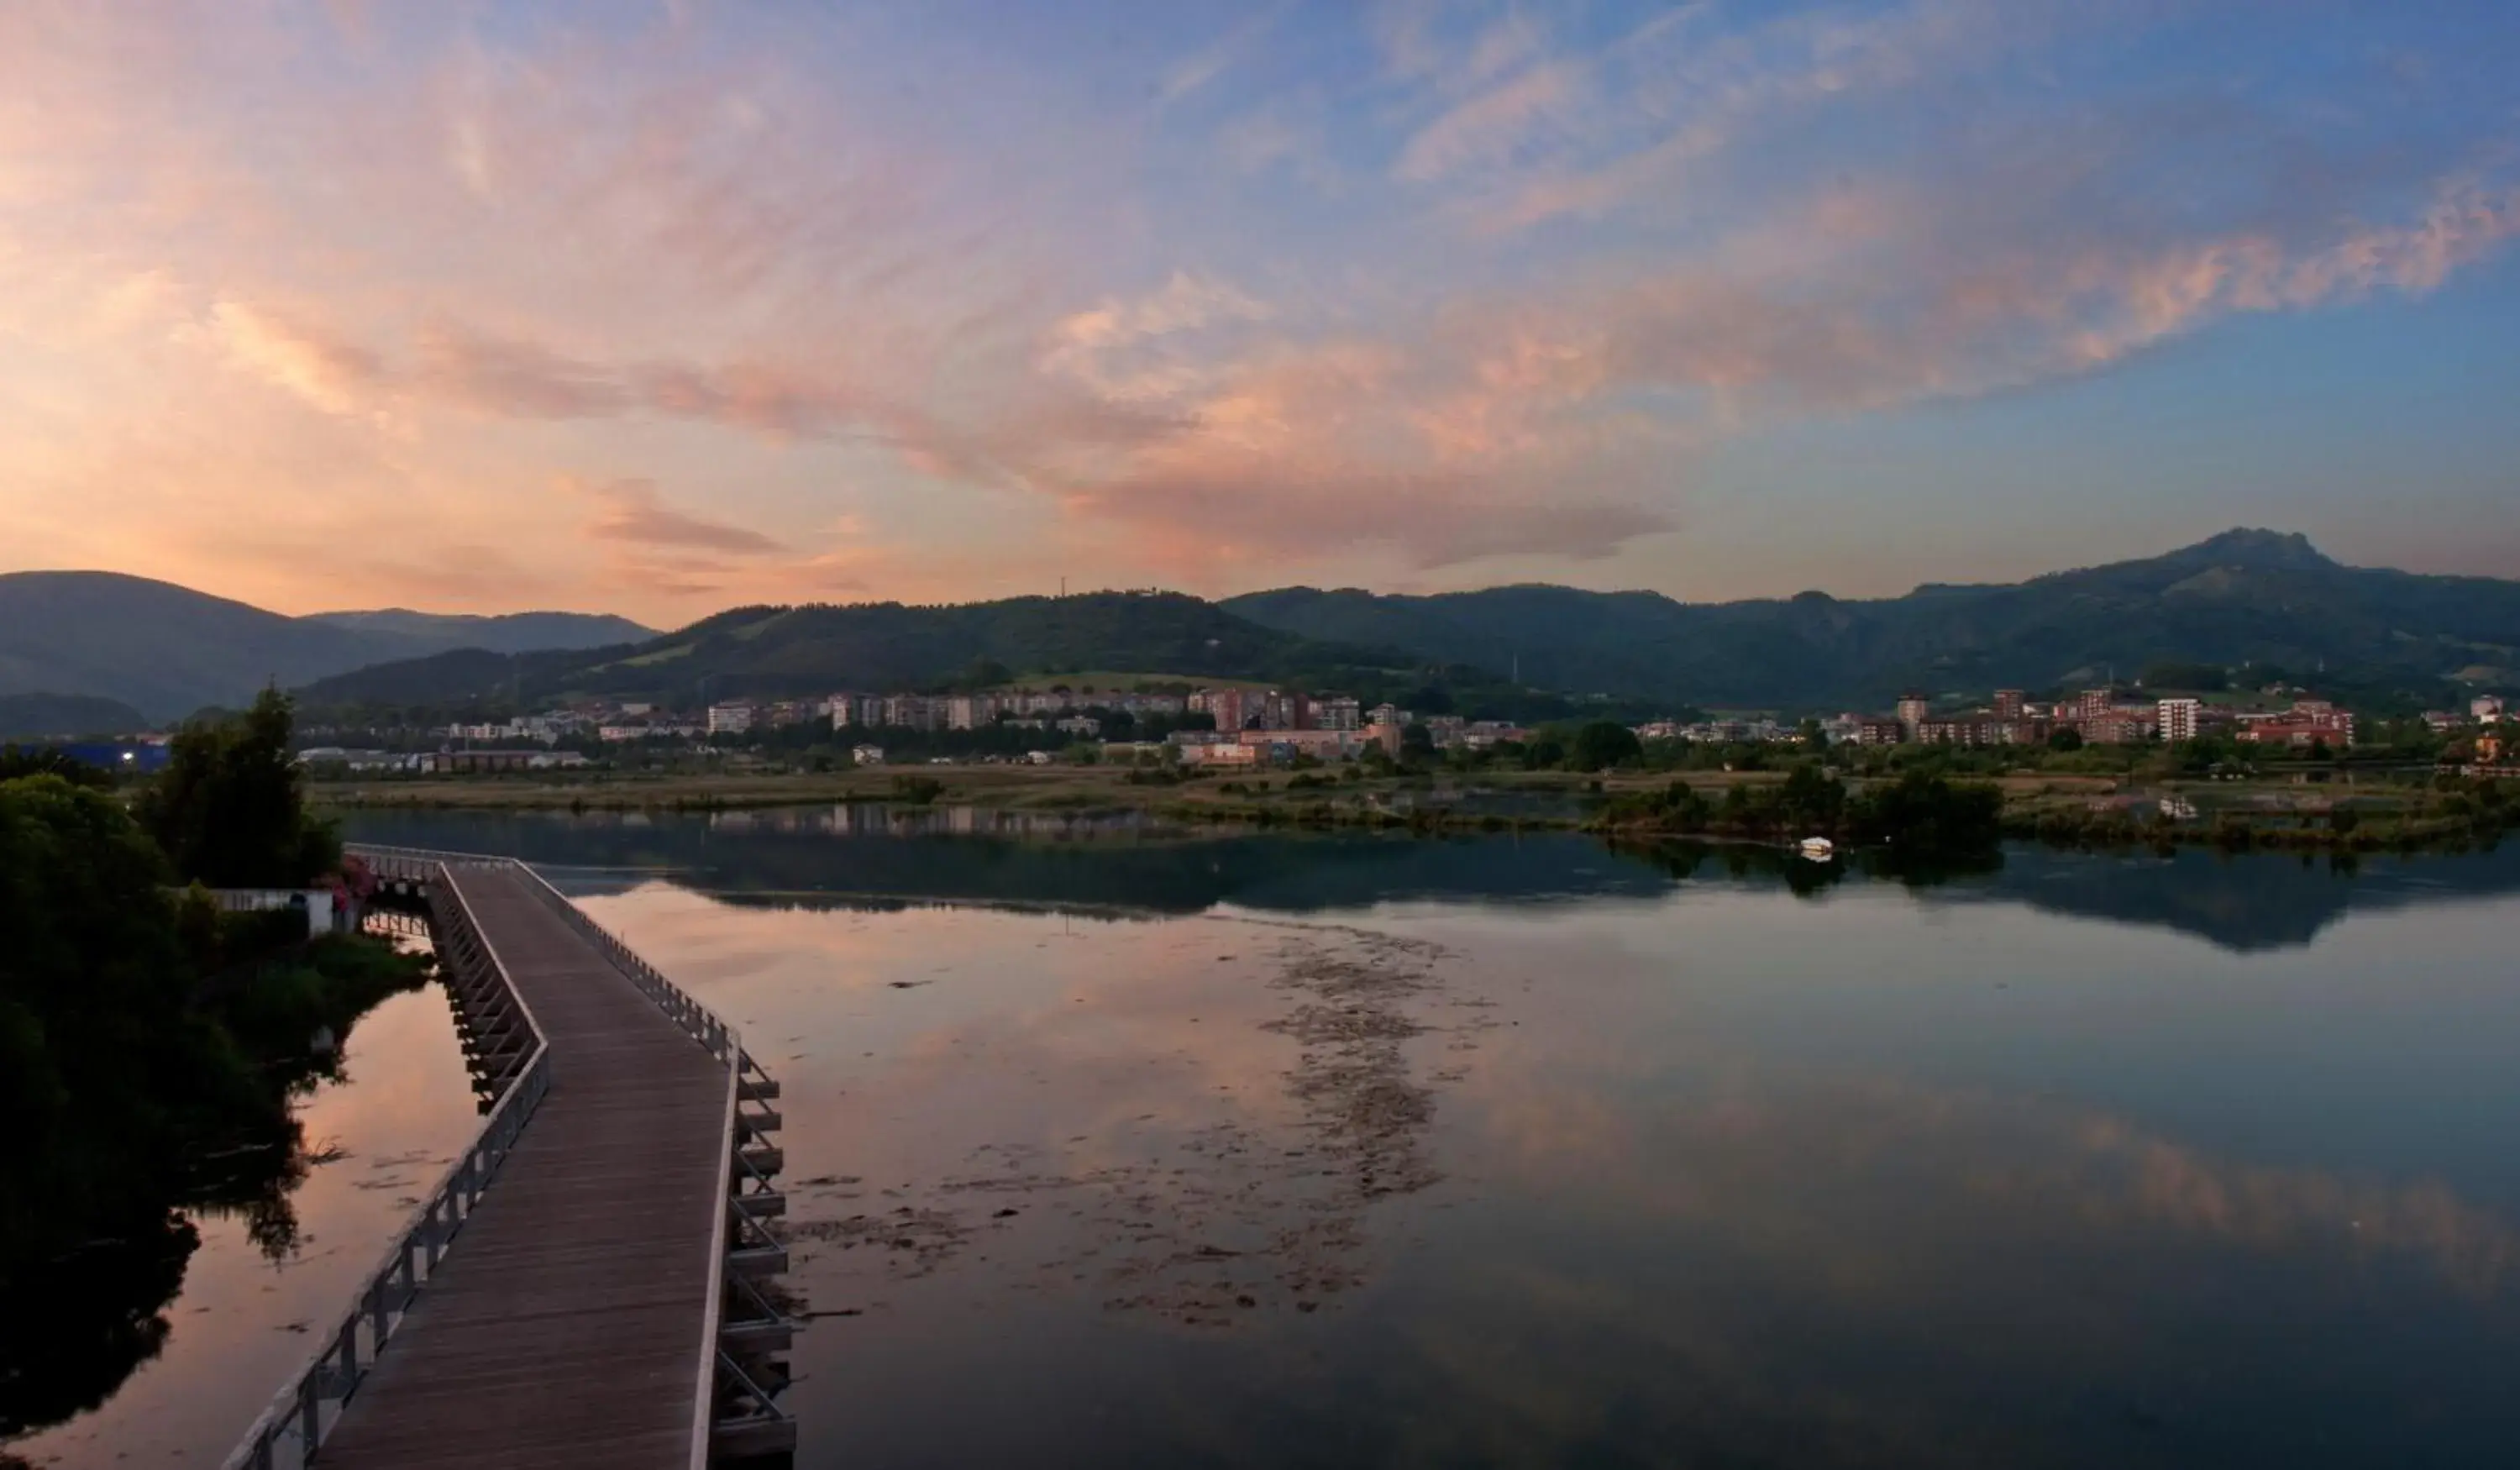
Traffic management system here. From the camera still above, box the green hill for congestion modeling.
[0,692,153,740]
[301,607,654,654]
[0,571,656,720]
[240,530,2520,719]
[1224,530,2520,711]
[294,592,1435,711]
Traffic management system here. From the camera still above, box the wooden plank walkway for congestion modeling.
[315,865,732,1470]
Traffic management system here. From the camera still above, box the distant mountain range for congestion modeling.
[7,531,2513,727]
[0,571,654,722]
[300,607,656,652]
[294,593,1425,711]
[0,692,152,742]
[1224,529,2520,708]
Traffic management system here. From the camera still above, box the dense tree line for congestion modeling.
[1596,765,2006,858]
[1,691,423,1443]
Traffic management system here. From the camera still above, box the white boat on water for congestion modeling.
[1797,836,1836,861]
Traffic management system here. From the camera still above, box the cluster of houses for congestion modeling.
[2431,696,2512,775]
[1163,715,1533,769]
[1822,688,2363,749]
[1635,718,1799,744]
[296,746,595,773]
[318,685,1532,772]
[293,685,2517,776]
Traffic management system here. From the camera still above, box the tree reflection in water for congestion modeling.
[0,984,402,1446]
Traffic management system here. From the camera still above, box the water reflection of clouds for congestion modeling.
[1380,1071,2520,1464]
[582,890,1473,1324]
[601,881,2520,1315]
[2067,1116,2520,1299]
[13,989,481,1470]
[575,878,2520,1467]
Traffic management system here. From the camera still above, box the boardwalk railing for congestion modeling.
[223,856,552,1470]
[309,844,795,1462]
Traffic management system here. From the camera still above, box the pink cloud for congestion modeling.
[6,0,2519,609]
[206,300,386,416]
[575,477,786,556]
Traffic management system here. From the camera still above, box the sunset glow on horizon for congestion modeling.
[6,1,2518,625]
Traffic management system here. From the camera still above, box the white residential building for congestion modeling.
[1315,696,1363,731]
[706,702,754,737]
[883,695,937,730]
[2157,697,2202,743]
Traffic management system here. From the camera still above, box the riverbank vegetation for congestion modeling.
[1,693,428,1445]
[302,720,2517,859]
[2004,773,2513,853]
[1593,767,2006,857]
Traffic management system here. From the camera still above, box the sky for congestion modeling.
[4,0,2518,625]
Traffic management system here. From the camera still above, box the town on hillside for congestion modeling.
[268,681,2507,777]
[18,675,2513,780]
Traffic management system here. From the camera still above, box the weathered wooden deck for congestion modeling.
[313,865,737,1470]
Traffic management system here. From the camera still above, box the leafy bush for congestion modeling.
[1568,721,1643,771]
[889,774,947,805]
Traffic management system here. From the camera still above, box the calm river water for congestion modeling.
[16,811,2520,1467]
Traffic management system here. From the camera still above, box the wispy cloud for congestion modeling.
[1396,59,1591,182]
[205,300,386,417]
[577,477,785,555]
[1158,3,1293,108]
[6,0,2520,615]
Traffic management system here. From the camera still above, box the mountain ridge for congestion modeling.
[0,570,660,719]
[291,591,1438,712]
[1221,529,2519,708]
[304,607,655,648]
[12,530,2516,721]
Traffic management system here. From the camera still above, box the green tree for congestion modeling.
[958,657,1014,690]
[1798,717,1826,748]
[2139,661,2229,692]
[1775,763,1848,832]
[2,773,424,1439]
[2047,727,2085,753]
[0,746,113,789]
[890,774,948,804]
[134,689,339,888]
[1568,721,1644,771]
[1845,769,2004,855]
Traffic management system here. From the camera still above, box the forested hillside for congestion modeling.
[1226,531,2520,709]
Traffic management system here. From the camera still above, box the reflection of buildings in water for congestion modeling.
[783,803,1161,842]
[338,806,2520,953]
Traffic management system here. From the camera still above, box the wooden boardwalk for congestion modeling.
[313,864,738,1470]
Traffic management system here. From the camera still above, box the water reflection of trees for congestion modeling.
[1,774,423,1446]
[342,807,2520,952]
[0,1021,380,1443]
[1616,838,2005,895]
